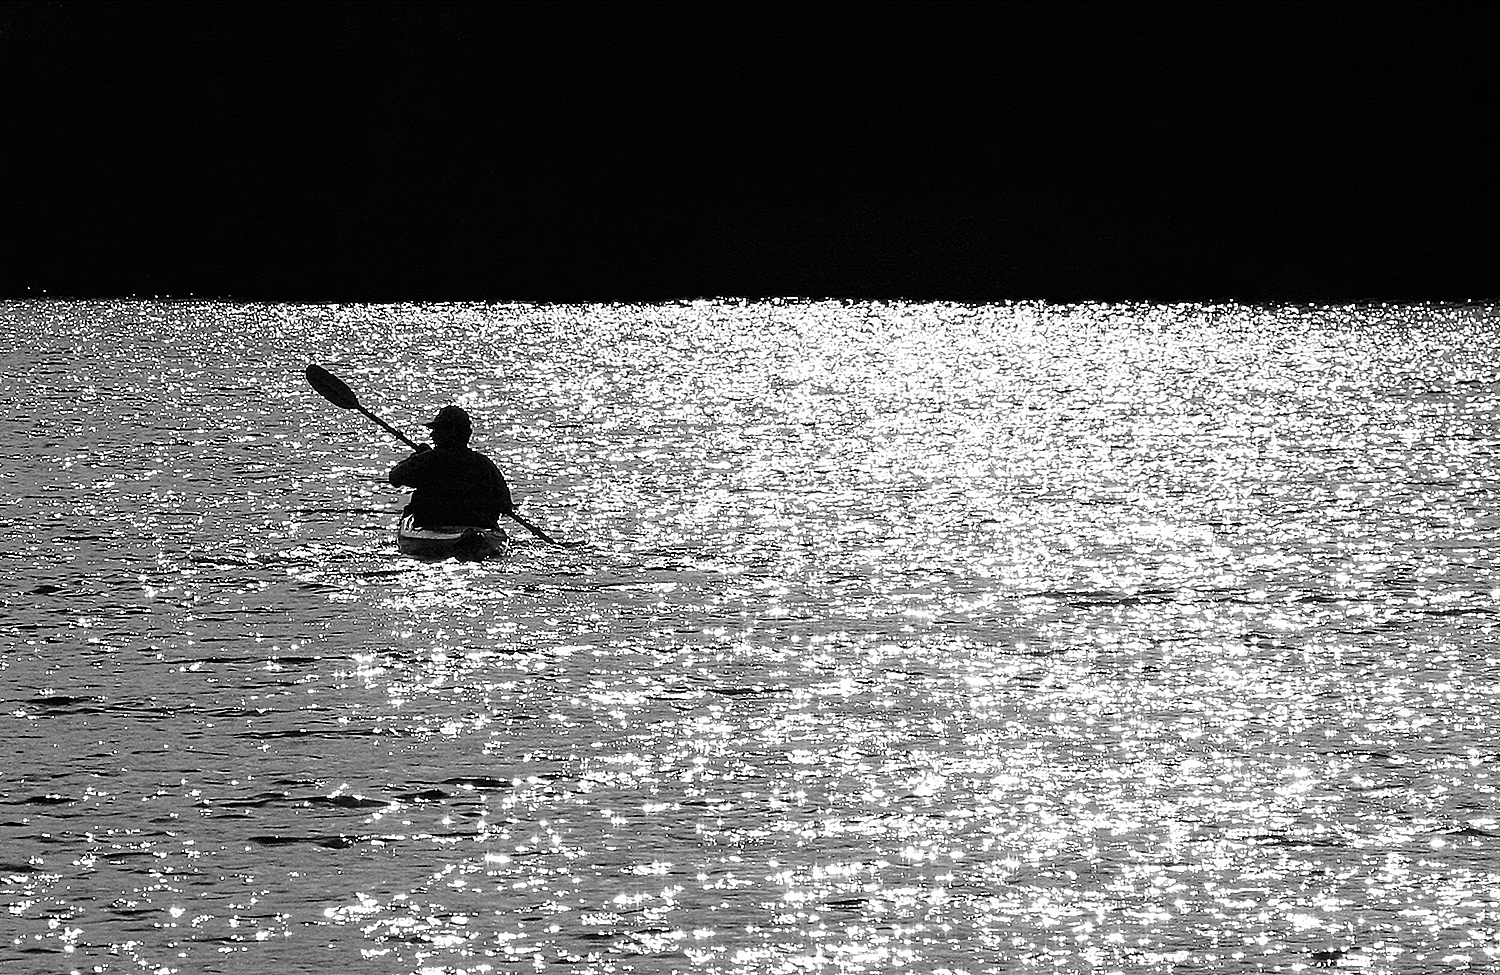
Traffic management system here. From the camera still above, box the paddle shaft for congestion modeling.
[507,509,563,546]
[358,405,422,451]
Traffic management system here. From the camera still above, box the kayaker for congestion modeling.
[388,405,514,529]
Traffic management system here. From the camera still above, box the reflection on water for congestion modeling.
[2,299,1499,972]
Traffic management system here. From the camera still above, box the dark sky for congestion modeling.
[1,1,1494,302]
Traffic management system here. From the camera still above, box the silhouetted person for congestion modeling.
[388,405,513,528]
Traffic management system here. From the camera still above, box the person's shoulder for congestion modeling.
[472,449,505,473]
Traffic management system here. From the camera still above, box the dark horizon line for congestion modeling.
[4,288,1494,307]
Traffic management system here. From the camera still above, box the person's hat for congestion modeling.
[423,405,472,429]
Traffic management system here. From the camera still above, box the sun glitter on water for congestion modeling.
[1,298,1499,972]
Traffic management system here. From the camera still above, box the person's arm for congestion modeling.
[497,474,515,516]
[388,445,431,487]
[486,456,515,515]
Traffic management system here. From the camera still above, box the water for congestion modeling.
[3,299,1499,974]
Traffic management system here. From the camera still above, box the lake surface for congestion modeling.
[2,299,1499,974]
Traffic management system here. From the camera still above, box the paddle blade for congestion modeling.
[305,364,361,410]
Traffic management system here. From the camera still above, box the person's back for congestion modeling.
[388,405,513,528]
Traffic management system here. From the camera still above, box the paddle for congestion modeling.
[304,364,578,547]
[305,364,422,451]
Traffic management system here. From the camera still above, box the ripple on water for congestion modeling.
[2,299,1500,972]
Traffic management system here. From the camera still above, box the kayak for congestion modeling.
[396,515,509,561]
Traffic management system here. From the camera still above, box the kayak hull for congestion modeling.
[396,515,509,561]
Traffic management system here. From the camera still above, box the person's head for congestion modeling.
[424,405,473,447]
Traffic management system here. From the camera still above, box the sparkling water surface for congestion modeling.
[2,299,1499,974]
